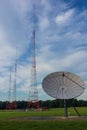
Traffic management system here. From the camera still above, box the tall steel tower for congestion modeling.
[8,67,11,103]
[6,48,17,109]
[12,47,17,109]
[6,67,12,109]
[27,4,39,109]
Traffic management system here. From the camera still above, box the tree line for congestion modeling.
[0,99,87,109]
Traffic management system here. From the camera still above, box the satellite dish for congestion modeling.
[42,72,85,99]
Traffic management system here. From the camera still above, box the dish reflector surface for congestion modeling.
[42,72,85,99]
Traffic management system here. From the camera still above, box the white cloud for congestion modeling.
[9,0,32,20]
[0,77,9,91]
[62,51,87,67]
[0,26,16,66]
[55,9,75,25]
[37,0,51,31]
[39,17,49,31]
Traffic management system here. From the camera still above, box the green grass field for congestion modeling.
[0,107,87,130]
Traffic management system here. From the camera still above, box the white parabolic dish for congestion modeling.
[42,72,85,99]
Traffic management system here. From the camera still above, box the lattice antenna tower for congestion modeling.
[8,67,11,103]
[27,4,39,109]
[6,66,12,109]
[6,49,17,109]
[12,47,17,109]
[6,67,11,109]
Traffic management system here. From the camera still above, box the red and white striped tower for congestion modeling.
[27,4,39,109]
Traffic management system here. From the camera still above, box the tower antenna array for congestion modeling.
[27,4,39,109]
[9,67,11,103]
[6,67,12,109]
[6,48,17,109]
[12,47,17,109]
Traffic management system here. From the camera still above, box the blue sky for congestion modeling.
[0,0,87,101]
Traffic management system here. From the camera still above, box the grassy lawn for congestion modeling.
[0,120,87,130]
[0,107,86,130]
